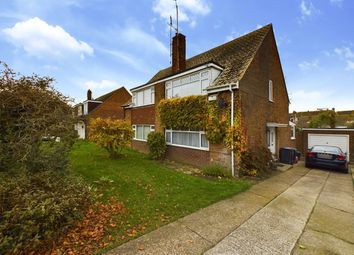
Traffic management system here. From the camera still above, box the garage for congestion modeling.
[308,133,349,161]
[297,128,354,163]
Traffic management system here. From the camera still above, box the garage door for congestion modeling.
[308,133,350,161]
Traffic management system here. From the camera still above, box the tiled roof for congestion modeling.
[95,86,124,101]
[146,24,272,89]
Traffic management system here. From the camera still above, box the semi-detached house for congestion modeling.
[124,24,296,169]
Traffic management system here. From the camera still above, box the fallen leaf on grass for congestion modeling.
[299,244,306,249]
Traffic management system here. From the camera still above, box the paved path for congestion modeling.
[106,163,353,255]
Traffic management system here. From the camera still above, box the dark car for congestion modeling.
[305,145,348,173]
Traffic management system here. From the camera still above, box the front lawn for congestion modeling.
[70,142,250,252]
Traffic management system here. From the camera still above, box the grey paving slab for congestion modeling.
[306,203,354,244]
[205,170,328,255]
[293,229,354,255]
[292,170,354,255]
[178,192,269,243]
[105,221,212,255]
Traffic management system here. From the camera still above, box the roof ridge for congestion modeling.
[188,23,272,63]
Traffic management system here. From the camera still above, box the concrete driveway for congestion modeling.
[107,163,354,255]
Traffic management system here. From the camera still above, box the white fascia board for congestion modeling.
[131,63,224,92]
[302,128,354,132]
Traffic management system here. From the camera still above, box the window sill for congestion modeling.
[166,143,209,151]
[291,137,296,140]
[133,138,147,142]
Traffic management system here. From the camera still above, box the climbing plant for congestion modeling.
[158,95,227,144]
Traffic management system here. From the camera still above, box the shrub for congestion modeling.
[202,163,232,178]
[89,118,133,158]
[0,62,77,173]
[240,146,276,177]
[147,132,167,160]
[0,171,91,254]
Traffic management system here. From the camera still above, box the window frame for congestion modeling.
[290,124,296,140]
[132,124,154,141]
[269,80,274,102]
[165,129,209,151]
[132,86,155,107]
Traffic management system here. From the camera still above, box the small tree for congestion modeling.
[147,132,166,160]
[89,118,133,158]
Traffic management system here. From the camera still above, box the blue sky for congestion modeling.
[1,0,353,112]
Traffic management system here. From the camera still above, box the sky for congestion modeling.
[1,0,353,112]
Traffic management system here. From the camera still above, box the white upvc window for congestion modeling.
[83,102,88,115]
[269,80,274,102]
[133,124,154,141]
[165,130,209,151]
[165,70,210,99]
[132,86,155,107]
[290,122,296,140]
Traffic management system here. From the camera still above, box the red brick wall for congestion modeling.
[166,145,210,168]
[131,106,155,125]
[297,129,354,162]
[239,29,295,156]
[132,140,149,153]
[90,88,131,120]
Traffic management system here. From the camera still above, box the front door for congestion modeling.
[267,127,276,155]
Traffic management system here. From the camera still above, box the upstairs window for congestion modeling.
[165,71,209,99]
[132,86,155,107]
[269,80,274,102]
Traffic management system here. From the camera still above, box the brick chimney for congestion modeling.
[87,89,92,100]
[172,33,186,73]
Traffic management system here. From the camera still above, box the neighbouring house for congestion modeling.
[124,24,295,169]
[74,87,131,139]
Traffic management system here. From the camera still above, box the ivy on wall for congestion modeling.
[158,96,209,131]
[158,95,228,144]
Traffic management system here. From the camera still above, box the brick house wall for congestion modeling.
[296,129,354,162]
[165,145,210,168]
[90,88,131,119]
[239,29,295,156]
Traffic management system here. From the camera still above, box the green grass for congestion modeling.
[70,141,251,251]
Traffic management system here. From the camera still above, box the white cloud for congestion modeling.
[299,0,320,21]
[289,89,333,111]
[334,46,354,59]
[334,46,354,71]
[346,60,354,71]
[2,17,93,59]
[330,0,343,7]
[152,0,210,27]
[121,26,169,56]
[298,59,319,71]
[99,48,151,73]
[83,79,117,90]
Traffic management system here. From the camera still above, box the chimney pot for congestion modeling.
[87,89,92,100]
[172,33,186,73]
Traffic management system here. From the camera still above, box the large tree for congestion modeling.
[308,110,336,128]
[0,61,77,172]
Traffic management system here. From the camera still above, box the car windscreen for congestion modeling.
[311,146,342,154]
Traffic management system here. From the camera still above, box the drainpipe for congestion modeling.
[227,81,239,177]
